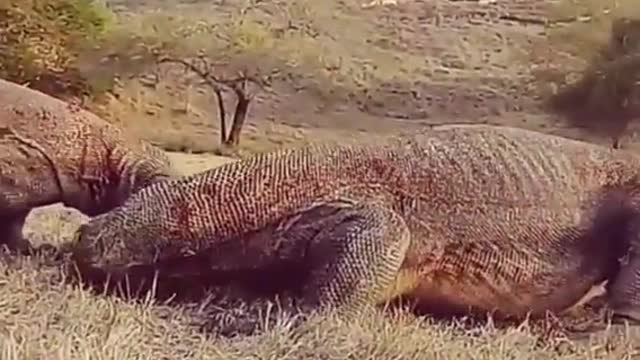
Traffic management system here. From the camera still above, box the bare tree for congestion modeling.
[158,56,273,147]
[134,0,368,149]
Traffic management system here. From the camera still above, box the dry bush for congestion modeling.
[529,0,640,147]
[549,51,640,148]
[0,0,113,98]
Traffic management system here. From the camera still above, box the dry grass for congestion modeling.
[2,251,640,360]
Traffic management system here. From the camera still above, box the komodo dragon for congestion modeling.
[68,124,640,323]
[0,78,179,254]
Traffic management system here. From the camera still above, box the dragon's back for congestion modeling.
[406,124,639,204]
[0,78,112,144]
[0,78,165,165]
[394,125,640,248]
[357,125,640,317]
[129,124,640,240]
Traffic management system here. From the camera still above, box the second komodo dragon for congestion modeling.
[0,78,178,253]
[69,124,640,323]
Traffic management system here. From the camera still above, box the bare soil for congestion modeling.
[100,0,612,155]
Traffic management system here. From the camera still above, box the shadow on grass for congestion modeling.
[55,253,311,337]
[40,248,616,341]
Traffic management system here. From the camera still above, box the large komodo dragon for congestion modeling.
[0,78,178,254]
[69,124,640,323]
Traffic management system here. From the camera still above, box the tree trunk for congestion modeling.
[214,88,227,144]
[225,88,251,146]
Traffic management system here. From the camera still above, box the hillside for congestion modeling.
[92,0,576,153]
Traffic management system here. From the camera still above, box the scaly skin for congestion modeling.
[69,124,640,323]
[0,78,179,253]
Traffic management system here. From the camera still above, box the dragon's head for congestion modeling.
[91,142,180,217]
[65,209,134,272]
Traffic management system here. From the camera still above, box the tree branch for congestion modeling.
[156,55,275,147]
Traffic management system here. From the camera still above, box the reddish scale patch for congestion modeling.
[367,156,389,179]
[170,203,192,239]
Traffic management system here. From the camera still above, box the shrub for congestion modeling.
[529,1,640,148]
[0,0,112,98]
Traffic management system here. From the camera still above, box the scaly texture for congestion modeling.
[0,78,179,253]
[70,124,640,323]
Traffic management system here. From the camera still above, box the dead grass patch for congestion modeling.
[2,253,639,360]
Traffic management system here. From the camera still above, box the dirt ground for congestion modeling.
[4,0,640,358]
[102,0,615,154]
[100,0,640,155]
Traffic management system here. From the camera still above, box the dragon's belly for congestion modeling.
[387,200,617,318]
[403,268,597,319]
[380,231,609,319]
[379,264,602,320]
